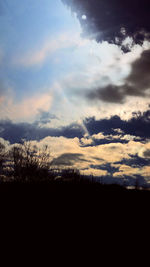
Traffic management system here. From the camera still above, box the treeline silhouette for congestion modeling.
[0,140,149,195]
[0,140,87,184]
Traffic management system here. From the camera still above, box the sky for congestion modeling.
[0,0,150,184]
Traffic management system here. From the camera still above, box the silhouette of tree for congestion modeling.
[61,169,81,182]
[10,141,52,182]
[0,142,5,178]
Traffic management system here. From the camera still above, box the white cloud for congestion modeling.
[28,136,150,177]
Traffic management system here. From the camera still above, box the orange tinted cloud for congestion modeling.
[0,92,52,122]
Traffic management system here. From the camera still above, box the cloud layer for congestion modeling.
[0,108,150,183]
[1,108,150,143]
[63,0,150,48]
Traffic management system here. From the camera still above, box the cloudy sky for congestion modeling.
[0,0,150,183]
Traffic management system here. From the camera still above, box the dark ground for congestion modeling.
[0,180,150,210]
[0,180,149,261]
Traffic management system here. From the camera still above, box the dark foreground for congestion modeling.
[0,180,150,257]
[0,180,150,208]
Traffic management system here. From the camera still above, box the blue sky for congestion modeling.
[0,0,84,101]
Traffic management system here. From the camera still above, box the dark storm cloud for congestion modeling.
[143,149,150,158]
[0,109,150,144]
[84,116,122,136]
[88,85,125,104]
[51,153,88,167]
[90,163,119,175]
[87,49,150,104]
[127,49,150,91]
[80,135,128,147]
[62,0,150,47]
[116,154,150,168]
[84,109,150,139]
[91,138,128,146]
[0,120,84,144]
[35,110,58,125]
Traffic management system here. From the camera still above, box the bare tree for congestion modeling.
[0,142,6,177]
[10,141,52,182]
